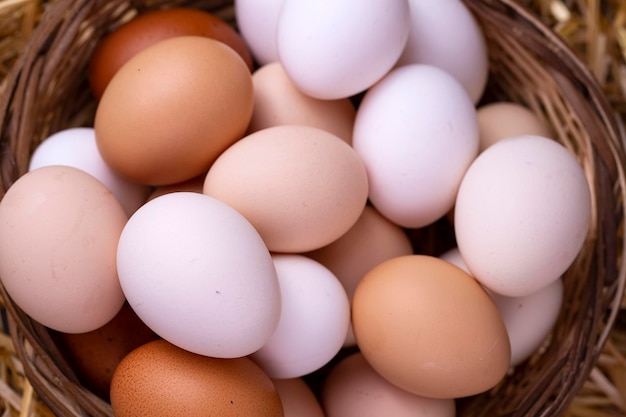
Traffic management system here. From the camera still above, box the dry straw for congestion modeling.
[0,0,626,416]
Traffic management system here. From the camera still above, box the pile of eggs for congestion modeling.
[0,0,592,416]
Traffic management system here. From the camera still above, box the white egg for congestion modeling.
[454,135,591,297]
[251,254,350,379]
[117,192,281,358]
[352,64,479,228]
[277,0,410,99]
[398,0,489,103]
[29,127,150,215]
[234,0,284,65]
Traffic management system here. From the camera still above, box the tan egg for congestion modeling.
[147,174,205,201]
[476,102,552,152]
[305,205,413,347]
[110,339,284,416]
[0,166,127,333]
[95,36,254,186]
[53,303,159,400]
[352,255,510,399]
[203,125,369,253]
[272,378,325,417]
[322,352,456,417]
[249,62,356,143]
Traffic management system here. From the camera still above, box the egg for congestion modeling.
[94,36,254,185]
[352,64,479,228]
[476,102,553,151]
[352,255,510,399]
[146,174,205,201]
[28,127,151,215]
[305,205,414,347]
[249,62,356,143]
[272,378,325,417]
[203,125,369,253]
[88,7,253,99]
[440,247,564,367]
[251,254,350,379]
[0,166,128,333]
[110,339,284,416]
[454,135,591,296]
[397,0,489,103]
[322,352,456,417]
[53,303,159,400]
[276,0,411,99]
[234,0,285,65]
[116,192,281,358]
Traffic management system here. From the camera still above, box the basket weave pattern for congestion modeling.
[0,0,625,416]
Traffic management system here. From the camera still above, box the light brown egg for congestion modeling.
[352,255,510,399]
[147,174,205,201]
[110,339,284,416]
[95,36,254,186]
[249,62,356,143]
[88,7,254,100]
[305,205,413,347]
[322,352,456,417]
[476,102,552,152]
[272,378,325,417]
[53,303,159,400]
[203,125,369,253]
[0,166,127,333]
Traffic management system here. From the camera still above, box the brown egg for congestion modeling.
[352,255,510,399]
[94,36,254,186]
[476,102,552,152]
[272,378,325,417]
[88,7,254,99]
[249,62,357,143]
[53,303,159,400]
[110,339,284,416]
[305,205,413,347]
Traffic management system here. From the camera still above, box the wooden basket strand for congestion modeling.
[0,0,625,416]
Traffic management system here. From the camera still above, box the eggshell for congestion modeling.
[203,125,369,253]
[28,127,151,215]
[305,205,414,347]
[234,0,285,65]
[53,303,159,400]
[0,166,127,333]
[272,378,325,417]
[277,0,410,99]
[251,254,350,379]
[249,62,356,143]
[116,192,281,358]
[110,339,284,417]
[352,255,510,399]
[147,174,205,201]
[454,135,591,296]
[476,102,552,151]
[88,7,253,99]
[439,247,563,367]
[322,352,456,417]
[352,64,479,228]
[95,36,254,185]
[397,0,489,103]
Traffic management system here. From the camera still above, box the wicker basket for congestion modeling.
[0,0,625,416]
